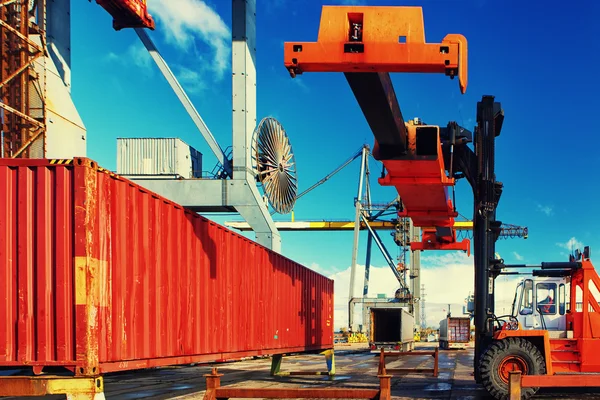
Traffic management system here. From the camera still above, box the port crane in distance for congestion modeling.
[283,5,600,399]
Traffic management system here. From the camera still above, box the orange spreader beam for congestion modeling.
[378,120,470,255]
[284,6,470,253]
[283,6,467,94]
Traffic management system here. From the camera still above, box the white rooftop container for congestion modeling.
[117,138,202,179]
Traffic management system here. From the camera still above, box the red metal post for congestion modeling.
[203,367,223,400]
[433,347,439,377]
[377,348,386,375]
[377,374,392,400]
[508,371,521,400]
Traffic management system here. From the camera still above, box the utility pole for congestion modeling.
[420,284,427,329]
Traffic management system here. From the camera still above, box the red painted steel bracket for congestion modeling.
[378,123,467,253]
[410,236,471,256]
[95,0,155,30]
[284,6,468,93]
[203,368,386,400]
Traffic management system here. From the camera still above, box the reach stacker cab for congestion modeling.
[480,246,600,399]
[511,276,569,332]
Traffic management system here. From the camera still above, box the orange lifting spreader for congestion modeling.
[284,6,470,253]
[284,6,467,94]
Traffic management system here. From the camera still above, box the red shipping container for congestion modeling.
[0,158,334,375]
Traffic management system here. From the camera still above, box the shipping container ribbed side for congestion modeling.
[0,158,333,375]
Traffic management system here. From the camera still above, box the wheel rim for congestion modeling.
[498,355,529,383]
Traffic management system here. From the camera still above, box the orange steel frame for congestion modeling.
[283,6,467,93]
[495,258,600,386]
[284,6,469,253]
[0,0,46,158]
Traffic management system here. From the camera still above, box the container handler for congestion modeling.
[473,247,600,399]
[283,5,600,399]
[283,5,504,390]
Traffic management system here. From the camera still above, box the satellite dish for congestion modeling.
[251,117,297,214]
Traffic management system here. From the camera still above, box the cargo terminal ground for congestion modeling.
[2,1,600,399]
[3,343,600,400]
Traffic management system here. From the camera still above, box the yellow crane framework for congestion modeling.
[225,219,528,238]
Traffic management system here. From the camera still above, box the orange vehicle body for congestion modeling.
[495,258,600,386]
[283,6,469,253]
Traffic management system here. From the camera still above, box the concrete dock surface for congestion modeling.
[2,343,600,399]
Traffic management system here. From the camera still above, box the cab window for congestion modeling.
[537,282,557,315]
[520,279,533,315]
[559,284,566,315]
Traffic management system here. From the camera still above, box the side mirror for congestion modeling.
[584,246,591,260]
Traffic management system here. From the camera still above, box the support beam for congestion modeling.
[0,376,104,398]
[363,232,373,296]
[360,213,403,284]
[135,28,232,178]
[345,72,407,159]
[348,146,368,329]
[349,146,368,304]
[227,220,397,231]
[124,178,281,252]
[231,0,257,180]
[409,221,421,323]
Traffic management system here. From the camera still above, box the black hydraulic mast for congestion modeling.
[447,95,504,381]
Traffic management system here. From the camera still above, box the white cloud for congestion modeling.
[174,65,207,94]
[536,203,554,216]
[556,237,584,252]
[292,78,309,93]
[322,252,523,331]
[128,43,153,73]
[147,0,230,79]
[512,251,524,261]
[106,43,153,76]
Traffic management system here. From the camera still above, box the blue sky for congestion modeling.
[70,0,600,324]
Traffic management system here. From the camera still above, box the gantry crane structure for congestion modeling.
[2,0,302,253]
[283,3,504,390]
[227,144,527,330]
[0,0,46,158]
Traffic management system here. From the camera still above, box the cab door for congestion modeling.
[517,279,537,328]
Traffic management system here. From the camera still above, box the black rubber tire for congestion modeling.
[479,338,546,400]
